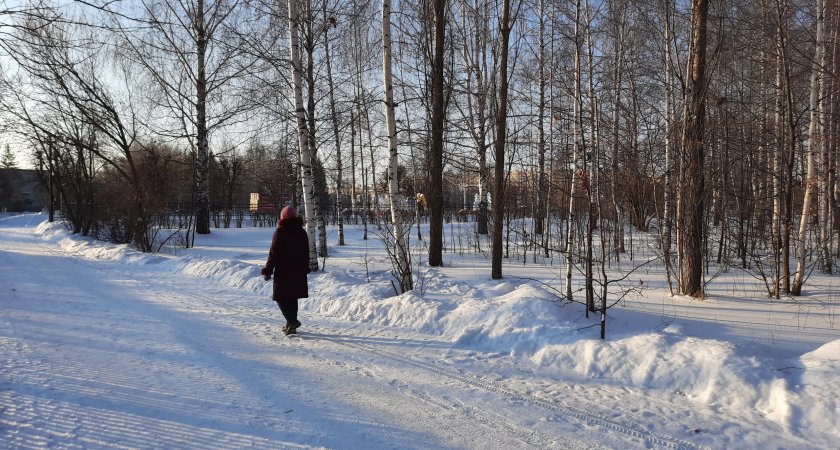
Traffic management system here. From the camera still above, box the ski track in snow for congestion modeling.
[1,216,832,449]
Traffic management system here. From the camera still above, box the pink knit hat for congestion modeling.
[280,206,298,220]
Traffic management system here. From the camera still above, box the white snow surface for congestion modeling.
[1,213,838,449]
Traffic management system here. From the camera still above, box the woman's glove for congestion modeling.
[261,267,271,280]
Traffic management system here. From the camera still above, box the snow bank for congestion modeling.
[785,340,839,436]
[32,219,840,440]
[36,221,275,298]
[0,212,46,226]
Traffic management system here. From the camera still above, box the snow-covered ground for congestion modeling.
[1,212,838,449]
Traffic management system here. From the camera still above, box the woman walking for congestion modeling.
[261,206,310,335]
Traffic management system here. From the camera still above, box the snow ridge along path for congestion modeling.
[2,214,836,449]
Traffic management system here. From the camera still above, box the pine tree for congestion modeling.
[1,145,17,169]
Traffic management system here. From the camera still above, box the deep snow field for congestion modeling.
[1,212,838,449]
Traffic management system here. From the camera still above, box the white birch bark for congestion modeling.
[565,0,583,301]
[535,0,547,240]
[382,0,412,292]
[323,5,344,246]
[662,0,675,295]
[818,17,836,273]
[792,0,826,294]
[584,0,598,312]
[610,1,627,258]
[194,0,211,236]
[288,0,319,272]
[826,21,839,272]
[773,42,784,297]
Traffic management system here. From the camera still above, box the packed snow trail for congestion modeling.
[0,215,826,449]
[1,222,574,448]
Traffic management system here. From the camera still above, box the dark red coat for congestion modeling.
[264,216,310,300]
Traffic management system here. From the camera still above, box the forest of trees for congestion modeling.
[0,0,838,300]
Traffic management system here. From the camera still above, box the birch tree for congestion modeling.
[817,1,835,274]
[609,0,628,258]
[661,0,676,295]
[534,0,548,241]
[120,0,252,236]
[300,0,328,258]
[773,0,798,294]
[323,1,345,246]
[564,0,584,299]
[382,0,412,291]
[792,0,826,295]
[289,0,319,272]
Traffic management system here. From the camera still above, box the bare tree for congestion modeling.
[661,0,676,295]
[792,0,826,295]
[427,0,447,267]
[289,0,320,272]
[564,0,584,300]
[534,0,548,245]
[457,0,493,236]
[322,1,345,246]
[382,0,412,291]
[491,0,513,280]
[116,0,254,236]
[676,0,710,298]
[2,12,157,249]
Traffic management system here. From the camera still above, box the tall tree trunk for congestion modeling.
[463,0,490,236]
[818,6,836,273]
[195,0,211,235]
[428,0,447,266]
[323,4,344,245]
[772,13,785,297]
[584,0,598,312]
[535,0,547,239]
[677,0,709,298]
[350,108,357,224]
[774,0,798,294]
[662,0,675,295]
[288,0,319,272]
[357,103,370,239]
[363,100,380,230]
[302,0,327,258]
[610,0,627,258]
[829,17,839,270]
[792,0,826,295]
[382,0,412,292]
[565,0,583,300]
[491,0,512,280]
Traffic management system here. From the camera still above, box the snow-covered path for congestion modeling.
[1,216,834,449]
[0,221,603,449]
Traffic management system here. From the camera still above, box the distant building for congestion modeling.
[0,168,47,212]
[249,193,293,213]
